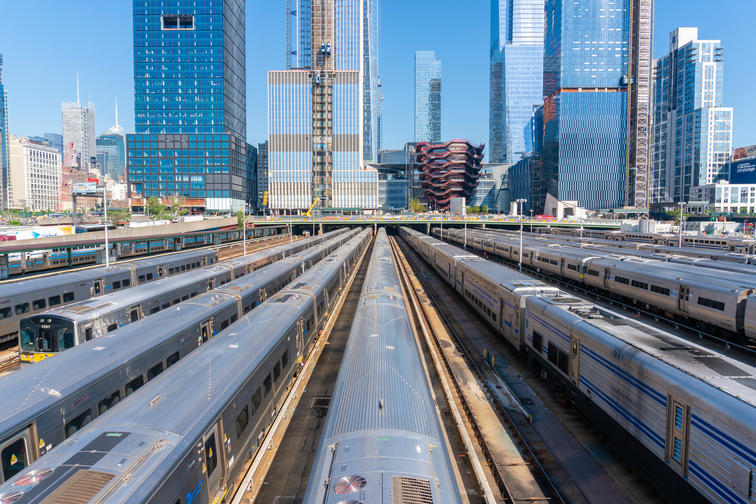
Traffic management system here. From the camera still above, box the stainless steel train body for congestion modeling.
[17,229,348,361]
[525,295,756,504]
[0,230,362,483]
[0,249,217,346]
[0,229,371,503]
[405,228,756,503]
[305,229,463,504]
[438,228,756,340]
[401,227,559,350]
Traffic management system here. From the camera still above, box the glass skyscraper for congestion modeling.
[650,28,733,203]
[0,54,9,210]
[414,51,442,143]
[541,0,631,211]
[270,0,379,211]
[489,0,544,165]
[127,0,255,212]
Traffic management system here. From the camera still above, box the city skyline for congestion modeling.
[1,1,754,158]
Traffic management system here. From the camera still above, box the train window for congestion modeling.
[162,303,170,310]
[14,303,30,315]
[281,351,289,369]
[181,265,187,272]
[220,320,229,330]
[85,327,93,341]
[48,295,61,307]
[113,281,122,290]
[147,362,164,380]
[614,276,629,285]
[138,275,146,283]
[125,376,144,396]
[146,273,154,280]
[532,332,543,352]
[0,307,10,319]
[264,374,272,395]
[122,279,130,287]
[107,323,118,333]
[273,362,281,381]
[587,270,599,277]
[32,299,46,310]
[130,309,139,323]
[169,268,175,274]
[651,285,671,296]
[697,297,725,311]
[235,406,249,439]
[547,343,558,365]
[557,349,569,374]
[1,437,28,481]
[181,295,189,302]
[251,389,262,414]
[204,433,218,478]
[63,292,75,302]
[631,280,648,290]
[171,299,180,306]
[567,264,578,271]
[166,352,180,367]
[150,307,160,315]
[97,391,121,415]
[65,409,93,438]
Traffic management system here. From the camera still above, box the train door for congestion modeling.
[93,279,103,296]
[258,288,267,305]
[0,427,34,483]
[677,286,689,312]
[208,278,216,290]
[200,320,212,344]
[202,423,225,499]
[128,306,141,323]
[296,320,305,361]
[569,336,581,386]
[157,266,165,278]
[666,399,690,475]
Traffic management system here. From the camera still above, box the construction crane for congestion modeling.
[304,197,321,218]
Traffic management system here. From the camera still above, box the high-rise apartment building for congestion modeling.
[650,28,732,204]
[489,0,544,164]
[127,0,255,212]
[414,51,442,143]
[270,0,379,211]
[540,0,652,211]
[8,135,62,211]
[61,82,96,171]
[0,54,9,210]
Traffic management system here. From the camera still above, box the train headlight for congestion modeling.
[14,468,53,486]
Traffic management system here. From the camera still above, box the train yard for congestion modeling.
[0,226,753,504]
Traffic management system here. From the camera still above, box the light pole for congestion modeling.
[529,209,534,234]
[678,201,685,248]
[516,198,527,271]
[464,212,468,249]
[242,205,247,256]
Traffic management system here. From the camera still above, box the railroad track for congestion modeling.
[0,353,19,374]
[390,236,562,504]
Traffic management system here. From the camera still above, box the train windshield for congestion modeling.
[19,317,75,352]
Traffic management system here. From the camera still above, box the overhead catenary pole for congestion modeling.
[517,198,527,272]
[103,186,109,267]
[243,206,247,256]
[678,201,684,248]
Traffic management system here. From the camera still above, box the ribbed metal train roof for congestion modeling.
[324,234,436,438]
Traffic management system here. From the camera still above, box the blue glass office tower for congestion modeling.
[650,28,732,203]
[542,0,630,211]
[489,0,544,165]
[415,51,442,143]
[0,54,9,210]
[127,0,255,212]
[271,0,379,211]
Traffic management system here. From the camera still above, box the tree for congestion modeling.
[236,210,245,229]
[667,206,690,224]
[481,204,488,214]
[472,205,481,214]
[409,198,426,213]
[168,195,188,218]
[147,196,169,220]
[108,207,132,224]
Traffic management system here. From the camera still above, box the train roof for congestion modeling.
[0,293,238,435]
[532,295,756,408]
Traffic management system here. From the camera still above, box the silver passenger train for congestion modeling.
[438,227,756,342]
[0,229,361,484]
[0,249,218,346]
[17,229,348,362]
[402,227,756,504]
[304,229,463,503]
[0,229,371,504]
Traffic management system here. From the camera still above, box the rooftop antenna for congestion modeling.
[114,97,119,127]
[76,73,80,105]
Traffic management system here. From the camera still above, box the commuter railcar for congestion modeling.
[0,249,217,345]
[0,229,370,503]
[17,229,348,361]
[526,295,756,504]
[438,227,756,341]
[305,229,463,504]
[0,230,364,483]
[404,227,756,504]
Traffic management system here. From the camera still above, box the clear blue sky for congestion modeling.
[1,0,754,155]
